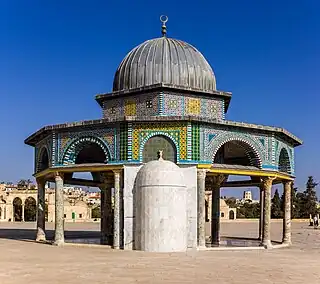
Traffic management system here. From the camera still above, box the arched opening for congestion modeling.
[75,142,107,164]
[38,148,49,172]
[13,197,22,221]
[278,148,291,174]
[229,210,235,220]
[213,140,261,168]
[24,197,36,221]
[142,135,177,163]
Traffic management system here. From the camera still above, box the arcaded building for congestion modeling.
[25,17,302,250]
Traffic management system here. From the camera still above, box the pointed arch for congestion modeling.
[212,137,262,168]
[139,133,179,163]
[61,136,111,166]
[278,148,292,174]
[37,146,50,172]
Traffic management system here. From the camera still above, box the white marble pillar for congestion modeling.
[113,170,121,249]
[260,176,275,249]
[36,178,46,242]
[282,180,292,245]
[259,186,264,240]
[197,169,206,248]
[22,204,25,222]
[54,172,64,246]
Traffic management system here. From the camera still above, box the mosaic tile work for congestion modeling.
[119,123,128,161]
[56,128,116,166]
[191,122,200,161]
[103,93,158,119]
[162,93,224,119]
[201,125,270,168]
[275,138,294,174]
[102,91,225,120]
[35,134,53,173]
[131,122,188,162]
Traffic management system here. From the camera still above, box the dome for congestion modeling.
[113,37,216,93]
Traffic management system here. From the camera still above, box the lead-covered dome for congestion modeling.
[113,37,216,93]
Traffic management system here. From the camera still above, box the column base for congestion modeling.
[282,239,292,246]
[53,239,65,246]
[260,240,272,249]
[36,234,46,242]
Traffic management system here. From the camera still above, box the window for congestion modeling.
[146,100,153,108]
[79,214,82,218]
[221,212,225,218]
[64,214,66,218]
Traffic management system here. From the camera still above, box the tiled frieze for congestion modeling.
[201,125,270,168]
[56,128,116,166]
[35,134,53,173]
[102,92,225,120]
[131,122,188,162]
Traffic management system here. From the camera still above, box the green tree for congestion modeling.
[224,197,237,208]
[299,176,318,218]
[236,202,260,218]
[92,206,101,219]
[271,189,282,218]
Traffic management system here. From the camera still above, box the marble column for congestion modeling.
[113,170,121,249]
[282,180,293,245]
[211,174,228,246]
[100,173,113,245]
[36,178,46,242]
[260,176,275,249]
[197,169,207,248]
[259,186,264,240]
[54,172,64,246]
[22,204,25,222]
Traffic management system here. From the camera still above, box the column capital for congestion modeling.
[260,176,276,189]
[36,177,46,186]
[197,169,207,179]
[282,180,293,187]
[212,174,228,187]
[54,172,64,181]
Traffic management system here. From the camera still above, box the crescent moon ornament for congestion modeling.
[160,15,168,24]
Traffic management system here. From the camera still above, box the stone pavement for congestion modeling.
[0,221,319,284]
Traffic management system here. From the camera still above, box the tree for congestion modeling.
[224,197,237,208]
[299,176,318,218]
[236,202,260,218]
[271,189,282,218]
[92,206,101,219]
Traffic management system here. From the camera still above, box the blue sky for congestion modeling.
[1,1,319,198]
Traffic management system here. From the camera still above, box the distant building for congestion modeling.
[0,183,97,222]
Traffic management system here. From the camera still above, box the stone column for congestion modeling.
[259,186,264,240]
[22,204,25,222]
[36,178,46,242]
[54,172,64,246]
[100,173,114,245]
[113,170,121,249]
[282,180,293,245]
[260,176,275,249]
[211,174,228,246]
[197,169,207,248]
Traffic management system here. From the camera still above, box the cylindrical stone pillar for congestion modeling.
[22,205,25,222]
[100,188,107,244]
[36,179,46,242]
[261,176,275,249]
[282,181,292,244]
[211,187,220,245]
[197,169,206,248]
[259,186,264,240]
[113,170,121,249]
[54,172,64,246]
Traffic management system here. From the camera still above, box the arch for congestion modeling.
[278,148,292,174]
[229,210,235,220]
[212,138,262,168]
[141,134,178,163]
[37,146,49,172]
[61,136,111,165]
[13,197,22,222]
[24,197,36,222]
